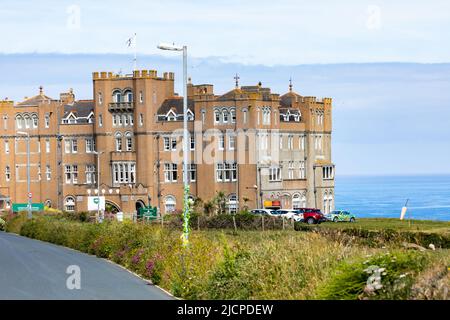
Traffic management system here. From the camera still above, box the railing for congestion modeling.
[108,102,134,112]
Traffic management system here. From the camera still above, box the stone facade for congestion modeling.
[0,69,335,215]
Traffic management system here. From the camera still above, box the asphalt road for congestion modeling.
[0,232,172,300]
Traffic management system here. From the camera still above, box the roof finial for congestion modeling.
[188,76,192,84]
[39,85,43,95]
[234,73,240,89]
[289,78,293,92]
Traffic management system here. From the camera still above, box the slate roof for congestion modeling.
[17,93,53,106]
[63,100,94,118]
[280,91,302,108]
[157,97,194,115]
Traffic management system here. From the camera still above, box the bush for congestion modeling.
[0,217,5,231]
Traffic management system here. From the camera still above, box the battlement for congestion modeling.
[0,100,14,107]
[93,69,175,80]
[322,97,332,105]
[303,96,317,103]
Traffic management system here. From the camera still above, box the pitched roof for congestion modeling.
[63,100,94,118]
[280,91,302,108]
[157,97,194,115]
[217,88,245,101]
[17,91,53,106]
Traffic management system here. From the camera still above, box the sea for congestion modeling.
[334,175,450,221]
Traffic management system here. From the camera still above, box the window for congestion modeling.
[32,114,38,128]
[3,114,8,130]
[190,135,195,150]
[230,109,236,123]
[98,114,103,127]
[300,135,305,150]
[243,109,248,124]
[292,194,301,209]
[164,163,178,182]
[45,139,50,153]
[299,161,306,179]
[85,164,96,184]
[115,133,122,152]
[24,115,31,128]
[215,162,237,182]
[64,197,76,212]
[139,113,144,126]
[124,114,129,126]
[15,115,23,129]
[71,139,78,153]
[218,134,225,150]
[64,139,71,154]
[323,166,334,180]
[164,196,176,214]
[125,132,133,151]
[139,91,143,103]
[187,164,196,182]
[129,114,134,125]
[222,109,229,123]
[228,134,235,150]
[45,114,50,128]
[201,109,206,124]
[5,140,9,154]
[259,134,268,150]
[85,138,95,153]
[98,92,103,105]
[279,134,283,149]
[112,162,136,184]
[118,114,123,126]
[288,161,295,179]
[5,166,11,182]
[288,135,294,150]
[112,90,122,103]
[46,165,51,181]
[64,165,78,184]
[163,136,177,151]
[113,114,118,126]
[269,167,281,182]
[262,108,271,125]
[214,109,221,124]
[124,90,133,103]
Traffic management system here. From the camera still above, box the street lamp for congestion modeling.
[92,151,104,222]
[17,131,32,219]
[157,42,190,246]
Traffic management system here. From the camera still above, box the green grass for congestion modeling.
[4,213,450,300]
[318,218,450,233]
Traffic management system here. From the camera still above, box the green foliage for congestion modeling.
[317,250,429,300]
[0,217,5,231]
[3,214,448,300]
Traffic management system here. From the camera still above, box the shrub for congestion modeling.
[0,217,5,231]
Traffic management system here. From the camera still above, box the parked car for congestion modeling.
[325,210,356,223]
[297,208,327,224]
[270,209,298,220]
[250,209,276,216]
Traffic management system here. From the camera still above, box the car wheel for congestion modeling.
[350,217,355,223]
[306,217,315,225]
[333,217,338,223]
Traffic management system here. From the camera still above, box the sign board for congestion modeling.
[12,203,44,212]
[139,206,158,220]
[87,196,106,211]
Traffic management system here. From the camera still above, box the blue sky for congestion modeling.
[1,1,449,175]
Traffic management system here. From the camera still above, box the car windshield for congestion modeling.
[331,211,340,214]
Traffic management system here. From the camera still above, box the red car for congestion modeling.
[295,208,327,224]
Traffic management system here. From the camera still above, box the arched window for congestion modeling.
[292,194,301,209]
[227,194,238,214]
[164,195,176,214]
[328,192,333,214]
[242,108,248,124]
[64,196,76,212]
[15,114,23,129]
[323,192,329,214]
[98,92,103,105]
[115,132,123,151]
[32,114,38,128]
[5,166,11,182]
[222,109,229,123]
[125,132,133,151]
[214,109,221,124]
[24,114,31,128]
[112,90,122,103]
[123,89,133,103]
[230,108,236,124]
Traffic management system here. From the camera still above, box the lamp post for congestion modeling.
[17,131,32,219]
[92,151,103,222]
[157,42,190,246]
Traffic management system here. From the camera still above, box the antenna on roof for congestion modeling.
[234,73,240,89]
[289,77,293,92]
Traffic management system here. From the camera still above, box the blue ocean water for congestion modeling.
[334,175,450,221]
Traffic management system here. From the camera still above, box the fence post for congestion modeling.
[282,217,285,230]
[261,215,265,231]
[232,215,237,233]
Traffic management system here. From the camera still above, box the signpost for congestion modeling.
[12,203,44,213]
[139,206,158,221]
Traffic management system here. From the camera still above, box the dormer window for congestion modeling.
[166,110,177,121]
[187,109,194,121]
